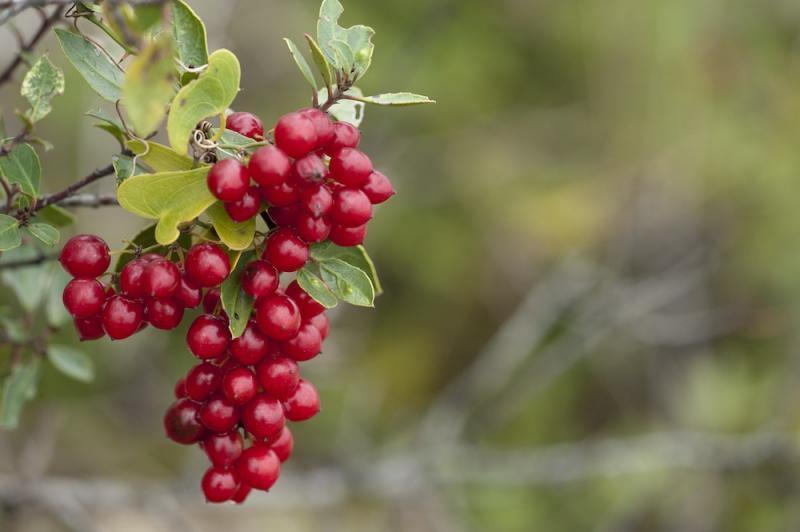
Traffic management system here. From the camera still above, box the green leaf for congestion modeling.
[0,143,40,196]
[167,49,241,154]
[310,241,382,295]
[112,153,135,181]
[46,267,71,327]
[47,345,94,382]
[358,92,436,106]
[122,34,177,135]
[0,247,50,311]
[0,214,20,251]
[206,202,256,251]
[113,222,192,273]
[316,87,364,126]
[117,166,214,245]
[284,38,318,90]
[305,34,334,90]
[319,258,374,307]
[296,267,338,308]
[21,55,65,123]
[35,205,74,228]
[126,139,194,171]
[317,0,375,80]
[220,250,256,338]
[55,28,124,102]
[0,317,27,343]
[0,359,40,429]
[171,0,209,69]
[25,222,59,247]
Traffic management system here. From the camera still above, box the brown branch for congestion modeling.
[55,193,118,208]
[33,163,115,213]
[0,252,55,270]
[0,5,65,87]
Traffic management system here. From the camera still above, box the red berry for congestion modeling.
[362,170,395,204]
[255,293,301,341]
[199,394,239,432]
[175,276,202,308]
[222,366,259,406]
[240,260,278,299]
[295,212,331,243]
[74,314,105,341]
[145,298,184,329]
[143,258,180,299]
[308,312,330,340]
[330,148,373,187]
[242,394,285,440]
[281,322,322,361]
[269,427,294,462]
[203,430,243,467]
[260,180,300,207]
[283,379,320,421]
[300,183,333,218]
[248,146,291,187]
[62,278,106,318]
[186,243,231,287]
[331,188,373,227]
[187,315,231,359]
[174,377,187,399]
[202,287,221,314]
[102,295,144,339]
[293,153,328,184]
[185,362,223,401]
[224,186,262,222]
[229,321,269,365]
[286,280,325,318]
[256,356,299,400]
[232,483,251,504]
[237,445,280,491]
[329,223,367,247]
[119,258,148,299]
[299,108,334,148]
[164,398,206,444]
[201,466,240,503]
[324,122,360,156]
[264,228,308,272]
[207,159,249,202]
[274,112,317,158]
[59,234,110,278]
[267,204,300,227]
[226,111,264,139]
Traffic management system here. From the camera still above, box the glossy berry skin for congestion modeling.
[283,379,321,421]
[207,159,249,202]
[362,170,395,204]
[203,430,243,467]
[331,188,373,227]
[295,212,331,243]
[187,315,231,359]
[286,280,325,318]
[267,204,300,227]
[248,146,291,187]
[274,112,317,158]
[200,394,239,433]
[225,186,262,222]
[329,223,367,247]
[175,276,202,308]
[185,243,231,287]
[260,180,300,207]
[226,111,264,139]
[164,398,206,444]
[269,427,294,462]
[74,315,105,341]
[143,258,180,299]
[299,108,334,148]
[174,377,187,399]
[324,121,361,156]
[229,322,269,365]
[59,234,110,279]
[300,183,333,218]
[119,258,149,299]
[293,153,328,184]
[256,356,300,400]
[242,395,285,440]
[145,298,184,330]
[255,293,302,341]
[264,228,308,272]
[330,148,373,187]
[185,362,223,402]
[240,260,279,299]
[232,483,252,504]
[63,278,106,318]
[308,313,330,340]
[202,287,221,314]
[222,366,259,406]
[102,295,144,340]
[201,466,240,503]
[237,445,280,491]
[281,322,322,361]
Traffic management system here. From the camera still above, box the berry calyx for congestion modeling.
[207,159,250,202]
[187,315,231,359]
[201,466,240,503]
[283,379,320,421]
[274,112,317,158]
[237,445,280,491]
[102,295,144,340]
[263,228,308,272]
[59,234,110,279]
[226,111,264,139]
[255,293,302,341]
[62,278,106,318]
[185,243,231,287]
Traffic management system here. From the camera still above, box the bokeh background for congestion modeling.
[3,0,800,530]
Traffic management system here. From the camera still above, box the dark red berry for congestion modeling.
[283,379,320,421]
[145,298,184,330]
[264,228,308,272]
[222,366,259,406]
[62,278,106,318]
[232,483,251,504]
[269,427,294,462]
[240,260,278,299]
[241,394,285,440]
[237,445,280,491]
[274,112,317,158]
[201,466,240,503]
[281,322,322,361]
[299,108,334,148]
[102,295,144,339]
[187,315,231,359]
[362,170,395,204]
[174,377,187,399]
[295,212,331,243]
[185,361,223,401]
[199,394,239,432]
[143,258,180,299]
[286,280,325,318]
[164,398,206,444]
[175,276,202,308]
[202,287,221,314]
[248,146,291,187]
[329,223,367,247]
[186,243,231,287]
[74,314,105,341]
[324,122,360,156]
[203,430,243,467]
[207,159,249,202]
[308,312,329,340]
[260,180,300,207]
[256,356,299,400]
[293,153,328,184]
[300,183,333,218]
[330,148,373,187]
[59,234,110,278]
[255,293,301,341]
[120,257,148,299]
[224,185,262,222]
[226,111,264,139]
[331,188,373,227]
[229,321,269,365]
[267,204,300,227]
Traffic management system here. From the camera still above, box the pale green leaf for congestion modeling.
[126,139,194,171]
[220,250,256,338]
[358,92,436,106]
[0,247,49,310]
[55,28,124,102]
[0,143,40,196]
[21,55,65,123]
[284,38,317,90]
[46,267,71,327]
[317,87,364,126]
[0,359,40,429]
[0,317,27,343]
[112,153,135,181]
[305,34,334,90]
[319,258,374,307]
[296,267,338,308]
[310,241,382,295]
[25,222,59,247]
[35,205,74,228]
[0,214,21,251]
[206,202,257,251]
[122,34,177,135]
[317,0,375,80]
[47,345,94,382]
[171,0,208,69]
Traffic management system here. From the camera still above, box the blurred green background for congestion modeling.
[3,0,800,530]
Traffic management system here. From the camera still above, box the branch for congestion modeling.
[56,193,118,208]
[33,163,115,213]
[0,252,55,270]
[0,5,64,85]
